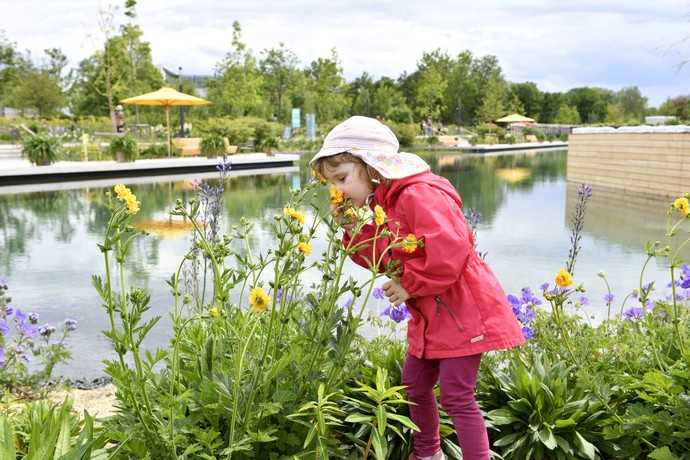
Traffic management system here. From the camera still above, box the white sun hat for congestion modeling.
[310,116,430,179]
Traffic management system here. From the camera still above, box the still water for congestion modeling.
[0,150,683,378]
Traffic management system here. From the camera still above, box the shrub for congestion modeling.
[109,134,138,162]
[21,134,60,166]
[386,121,418,147]
[200,134,227,157]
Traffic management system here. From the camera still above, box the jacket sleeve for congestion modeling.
[397,184,472,297]
[342,223,390,271]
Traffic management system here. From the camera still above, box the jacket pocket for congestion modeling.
[435,295,464,332]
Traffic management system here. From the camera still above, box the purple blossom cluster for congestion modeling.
[0,277,78,369]
[381,303,410,323]
[507,287,540,340]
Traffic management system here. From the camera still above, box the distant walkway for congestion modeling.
[0,153,299,187]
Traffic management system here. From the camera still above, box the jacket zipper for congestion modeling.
[435,295,464,331]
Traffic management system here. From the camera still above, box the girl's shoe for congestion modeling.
[407,451,446,460]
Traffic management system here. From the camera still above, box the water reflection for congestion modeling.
[2,149,683,379]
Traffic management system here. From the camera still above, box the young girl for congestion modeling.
[311,116,525,460]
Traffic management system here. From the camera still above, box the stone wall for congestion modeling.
[567,133,690,197]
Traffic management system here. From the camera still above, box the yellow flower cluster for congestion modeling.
[283,207,305,225]
[374,205,387,226]
[312,168,327,184]
[329,185,344,206]
[114,184,140,215]
[210,306,221,319]
[554,268,573,288]
[402,233,419,253]
[249,287,271,312]
[297,241,312,256]
[344,207,357,219]
[673,197,690,217]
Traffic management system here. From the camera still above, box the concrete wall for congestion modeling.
[567,133,690,197]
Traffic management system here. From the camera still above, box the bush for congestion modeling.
[200,134,227,157]
[21,134,60,165]
[139,143,179,159]
[386,121,418,147]
[109,134,138,162]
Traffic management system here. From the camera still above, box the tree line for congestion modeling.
[0,1,686,127]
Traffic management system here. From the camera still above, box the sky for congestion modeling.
[3,0,690,106]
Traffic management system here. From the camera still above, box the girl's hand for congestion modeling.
[382,280,410,306]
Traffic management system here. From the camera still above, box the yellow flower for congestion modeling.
[249,287,271,312]
[344,207,356,219]
[554,268,573,288]
[673,197,690,217]
[374,205,386,226]
[114,184,132,201]
[210,306,221,319]
[297,242,312,256]
[329,186,344,206]
[283,207,305,225]
[312,168,327,184]
[402,234,419,253]
[124,195,140,215]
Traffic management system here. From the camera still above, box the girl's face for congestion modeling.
[324,161,374,207]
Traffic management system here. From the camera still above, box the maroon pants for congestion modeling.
[402,353,489,460]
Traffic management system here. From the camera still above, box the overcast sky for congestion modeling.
[3,0,690,105]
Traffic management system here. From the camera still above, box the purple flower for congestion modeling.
[373,287,385,300]
[680,264,690,289]
[15,309,26,324]
[64,318,78,331]
[603,293,615,304]
[39,324,56,337]
[539,282,550,291]
[4,306,13,316]
[28,312,39,324]
[521,326,535,340]
[645,299,654,310]
[623,306,644,320]
[340,296,354,309]
[577,183,593,199]
[507,294,521,307]
[0,319,8,335]
[21,322,37,338]
[578,296,590,306]
[382,304,410,323]
[0,347,4,366]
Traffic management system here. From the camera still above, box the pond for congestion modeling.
[0,149,684,379]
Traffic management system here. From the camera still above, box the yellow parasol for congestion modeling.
[121,87,211,157]
[495,113,535,123]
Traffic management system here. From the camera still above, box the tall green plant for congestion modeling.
[21,134,60,166]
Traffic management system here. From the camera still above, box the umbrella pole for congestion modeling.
[166,105,171,158]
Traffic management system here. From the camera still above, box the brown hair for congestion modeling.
[312,152,385,185]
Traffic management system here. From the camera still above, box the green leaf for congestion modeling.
[538,427,557,450]
[0,416,16,460]
[649,446,681,460]
[573,432,597,460]
[494,432,522,447]
[345,414,373,424]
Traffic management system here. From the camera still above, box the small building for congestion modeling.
[496,113,535,129]
[644,115,677,126]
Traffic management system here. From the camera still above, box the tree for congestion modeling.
[443,50,479,125]
[510,82,542,119]
[0,31,31,107]
[658,96,690,120]
[505,91,525,115]
[553,104,581,124]
[303,49,349,122]
[207,21,267,117]
[566,87,613,123]
[539,92,563,123]
[259,43,300,122]
[12,67,64,117]
[477,74,505,123]
[614,86,646,122]
[69,5,163,122]
[414,65,446,120]
[348,72,375,117]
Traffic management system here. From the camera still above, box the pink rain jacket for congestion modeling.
[344,172,525,359]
